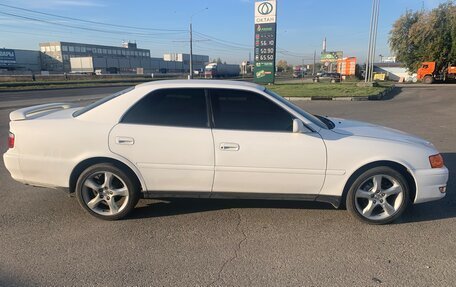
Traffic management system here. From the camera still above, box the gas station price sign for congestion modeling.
[254,0,277,84]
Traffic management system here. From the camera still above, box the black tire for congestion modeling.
[346,166,409,225]
[76,163,140,220]
[423,75,434,84]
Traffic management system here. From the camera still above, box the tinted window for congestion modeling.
[210,89,293,132]
[122,88,208,128]
[73,87,134,117]
[264,89,327,129]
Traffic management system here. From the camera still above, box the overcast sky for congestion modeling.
[0,0,450,65]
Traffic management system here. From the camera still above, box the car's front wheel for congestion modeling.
[76,163,140,220]
[346,166,409,224]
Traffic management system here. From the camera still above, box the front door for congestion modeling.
[209,89,326,195]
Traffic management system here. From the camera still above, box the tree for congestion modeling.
[276,59,290,72]
[389,1,456,72]
[389,10,422,71]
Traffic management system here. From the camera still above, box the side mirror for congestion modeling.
[292,119,306,133]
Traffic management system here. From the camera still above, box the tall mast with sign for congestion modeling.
[254,0,277,84]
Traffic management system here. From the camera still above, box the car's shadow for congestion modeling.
[128,198,335,220]
[127,152,455,224]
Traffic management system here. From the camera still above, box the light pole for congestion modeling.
[365,0,380,83]
[189,7,208,79]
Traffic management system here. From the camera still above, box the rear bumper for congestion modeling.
[3,151,24,183]
[413,167,449,204]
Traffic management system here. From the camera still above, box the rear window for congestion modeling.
[72,87,134,117]
[121,88,208,128]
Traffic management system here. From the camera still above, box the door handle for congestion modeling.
[220,142,240,151]
[115,136,135,145]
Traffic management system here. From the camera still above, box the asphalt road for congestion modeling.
[0,86,130,110]
[0,84,455,286]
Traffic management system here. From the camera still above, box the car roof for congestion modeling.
[136,79,265,91]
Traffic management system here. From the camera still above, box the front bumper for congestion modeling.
[413,166,449,204]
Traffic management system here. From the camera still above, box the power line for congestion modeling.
[0,3,317,61]
[0,27,188,48]
[0,11,187,37]
[0,3,186,32]
[193,31,251,49]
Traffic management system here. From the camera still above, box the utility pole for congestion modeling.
[189,7,208,80]
[365,0,380,83]
[189,22,193,79]
[313,50,316,75]
[370,0,379,82]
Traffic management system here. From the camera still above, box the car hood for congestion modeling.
[328,117,433,147]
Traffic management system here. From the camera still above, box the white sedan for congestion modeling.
[3,80,449,224]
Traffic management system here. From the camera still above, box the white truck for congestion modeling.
[204,63,240,79]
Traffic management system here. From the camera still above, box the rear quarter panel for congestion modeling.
[10,114,115,188]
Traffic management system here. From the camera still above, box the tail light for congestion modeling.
[8,132,14,149]
[429,154,444,168]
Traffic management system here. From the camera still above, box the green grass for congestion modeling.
[267,82,389,98]
[0,79,390,97]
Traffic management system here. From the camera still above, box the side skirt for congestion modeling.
[142,191,341,208]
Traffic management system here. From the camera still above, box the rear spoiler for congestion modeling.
[10,103,74,121]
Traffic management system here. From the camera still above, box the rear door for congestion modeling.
[109,88,214,192]
[209,88,326,195]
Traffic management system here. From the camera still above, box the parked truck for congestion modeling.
[417,61,456,84]
[292,65,306,78]
[204,63,240,79]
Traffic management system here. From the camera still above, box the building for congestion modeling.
[0,48,41,72]
[337,57,357,76]
[39,41,151,73]
[39,41,210,74]
[374,63,410,81]
[68,53,210,74]
[163,53,209,72]
[2,41,211,75]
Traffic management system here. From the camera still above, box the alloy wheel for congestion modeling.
[80,171,130,216]
[354,174,404,221]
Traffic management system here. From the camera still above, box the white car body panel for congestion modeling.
[3,80,448,209]
[317,127,448,202]
[6,108,148,190]
[211,129,326,194]
[109,124,214,192]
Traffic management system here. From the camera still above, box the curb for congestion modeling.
[286,85,396,102]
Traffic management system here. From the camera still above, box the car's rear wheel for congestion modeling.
[76,163,140,220]
[346,166,409,224]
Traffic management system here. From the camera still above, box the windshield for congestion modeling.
[264,88,328,130]
[73,87,134,117]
